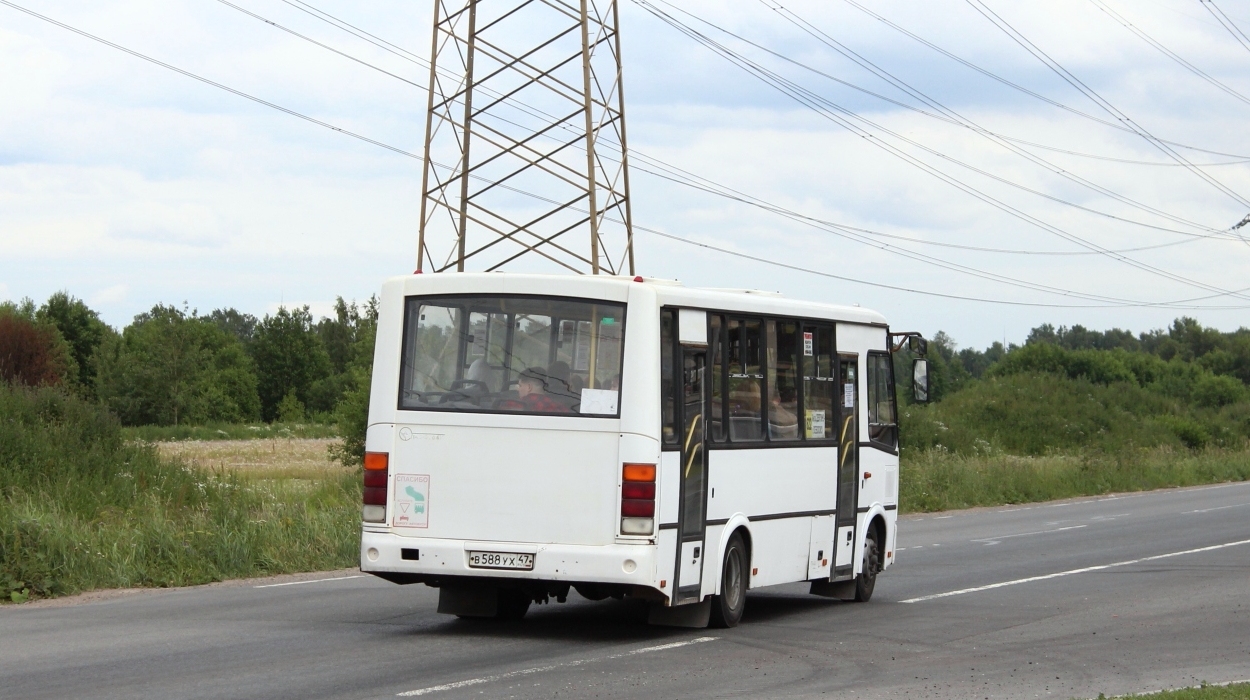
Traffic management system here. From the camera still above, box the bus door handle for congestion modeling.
[693,546,701,559]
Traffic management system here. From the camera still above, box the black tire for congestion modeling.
[710,532,747,628]
[496,589,532,620]
[854,530,880,602]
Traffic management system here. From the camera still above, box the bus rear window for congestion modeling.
[398,295,626,417]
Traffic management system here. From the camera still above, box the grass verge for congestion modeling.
[1105,682,1250,699]
[1,385,359,603]
[901,445,1250,513]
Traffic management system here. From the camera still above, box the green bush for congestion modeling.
[0,384,358,601]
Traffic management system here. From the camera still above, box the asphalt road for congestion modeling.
[4,481,1250,700]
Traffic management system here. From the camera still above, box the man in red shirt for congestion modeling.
[500,368,572,413]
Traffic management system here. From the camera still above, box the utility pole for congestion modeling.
[416,0,636,275]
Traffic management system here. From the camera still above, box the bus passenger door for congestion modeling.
[674,347,709,603]
[833,354,860,578]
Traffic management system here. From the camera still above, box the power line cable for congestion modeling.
[679,0,1245,243]
[1088,0,1250,108]
[7,0,1250,310]
[963,0,1250,210]
[839,0,1250,161]
[218,0,1247,255]
[1201,0,1250,56]
[635,0,1250,299]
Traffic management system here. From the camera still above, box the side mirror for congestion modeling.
[912,359,930,403]
[908,336,928,355]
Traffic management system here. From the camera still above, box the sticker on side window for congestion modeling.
[843,384,855,408]
[803,332,814,356]
[393,474,430,529]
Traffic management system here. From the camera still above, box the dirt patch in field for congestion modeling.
[157,438,348,479]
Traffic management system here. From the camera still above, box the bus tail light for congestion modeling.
[363,451,389,523]
[621,463,656,535]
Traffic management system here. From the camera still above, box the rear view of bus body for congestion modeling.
[359,273,903,627]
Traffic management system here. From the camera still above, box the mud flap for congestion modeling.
[809,579,857,601]
[438,586,499,617]
[647,599,712,628]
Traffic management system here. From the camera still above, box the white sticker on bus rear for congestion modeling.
[393,474,430,528]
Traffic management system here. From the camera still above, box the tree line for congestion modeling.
[0,292,376,452]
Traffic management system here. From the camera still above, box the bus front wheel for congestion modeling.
[710,532,747,628]
[854,531,880,602]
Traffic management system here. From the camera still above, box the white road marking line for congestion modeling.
[253,575,363,589]
[397,637,717,697]
[1188,502,1250,514]
[900,537,1250,604]
[971,524,1087,545]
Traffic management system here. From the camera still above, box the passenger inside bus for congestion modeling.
[499,368,573,413]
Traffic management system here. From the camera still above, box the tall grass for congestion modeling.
[1,384,359,602]
[901,446,1250,513]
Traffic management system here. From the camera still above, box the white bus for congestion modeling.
[360,273,927,627]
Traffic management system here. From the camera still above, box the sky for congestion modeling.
[2,0,1250,351]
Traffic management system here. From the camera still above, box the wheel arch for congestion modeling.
[707,514,752,596]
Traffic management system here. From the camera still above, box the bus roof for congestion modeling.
[386,273,888,326]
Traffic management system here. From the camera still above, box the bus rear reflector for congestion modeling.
[362,451,389,522]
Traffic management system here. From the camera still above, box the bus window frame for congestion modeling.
[865,349,900,455]
[660,307,843,451]
[396,292,627,419]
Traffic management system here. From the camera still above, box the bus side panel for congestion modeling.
[859,446,896,510]
[658,451,680,527]
[620,284,660,441]
[706,447,838,522]
[656,527,677,602]
[745,518,811,589]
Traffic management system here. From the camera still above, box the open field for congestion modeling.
[155,438,345,482]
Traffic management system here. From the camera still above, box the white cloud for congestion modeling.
[2,0,1249,345]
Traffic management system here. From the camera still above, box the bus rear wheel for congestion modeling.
[710,532,747,628]
[854,530,880,602]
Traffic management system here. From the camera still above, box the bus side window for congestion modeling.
[727,318,764,442]
[709,314,726,443]
[802,325,835,440]
[661,309,677,446]
[767,320,800,441]
[867,352,898,449]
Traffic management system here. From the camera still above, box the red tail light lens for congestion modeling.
[621,499,655,517]
[620,463,656,536]
[362,452,389,521]
[622,482,655,499]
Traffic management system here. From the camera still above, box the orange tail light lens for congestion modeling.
[622,463,656,482]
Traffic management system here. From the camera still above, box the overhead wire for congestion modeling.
[962,0,1250,210]
[215,0,1246,256]
[634,0,1250,300]
[241,0,1250,252]
[671,0,1245,244]
[6,0,1250,310]
[1087,0,1250,108]
[1201,0,1250,56]
[839,0,1250,160]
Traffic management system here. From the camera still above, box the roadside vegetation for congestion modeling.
[3,290,1250,598]
[1103,682,1250,699]
[897,320,1250,512]
[0,296,370,602]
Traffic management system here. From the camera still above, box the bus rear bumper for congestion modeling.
[359,531,659,589]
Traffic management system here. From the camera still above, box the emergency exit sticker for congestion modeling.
[393,474,430,529]
[803,332,814,356]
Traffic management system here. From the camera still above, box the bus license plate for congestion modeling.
[468,551,534,570]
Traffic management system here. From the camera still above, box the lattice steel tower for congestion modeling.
[416,0,636,275]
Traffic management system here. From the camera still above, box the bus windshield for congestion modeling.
[399,295,626,417]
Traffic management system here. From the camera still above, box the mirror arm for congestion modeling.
[889,331,927,355]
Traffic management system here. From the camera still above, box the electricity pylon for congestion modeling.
[416,0,636,275]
